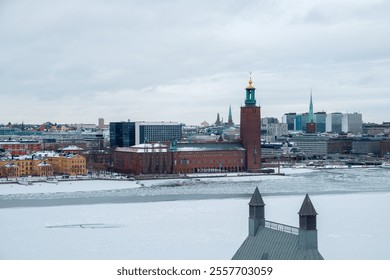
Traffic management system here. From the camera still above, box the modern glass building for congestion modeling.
[314,112,327,133]
[294,114,308,131]
[109,122,136,148]
[110,121,182,148]
[326,113,343,133]
[136,122,183,145]
[282,113,296,131]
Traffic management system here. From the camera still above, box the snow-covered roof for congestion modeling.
[116,143,169,153]
[62,145,84,151]
[37,162,51,167]
[175,143,245,152]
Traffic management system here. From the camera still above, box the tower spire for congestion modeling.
[228,105,233,127]
[306,89,316,133]
[215,113,221,126]
[244,73,256,106]
[308,89,315,123]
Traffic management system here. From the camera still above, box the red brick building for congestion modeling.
[0,141,41,156]
[112,78,262,175]
[240,78,262,171]
[113,143,246,175]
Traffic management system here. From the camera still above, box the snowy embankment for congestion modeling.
[0,167,314,196]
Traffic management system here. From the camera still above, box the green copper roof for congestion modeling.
[244,79,256,106]
[307,91,315,123]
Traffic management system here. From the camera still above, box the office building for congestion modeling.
[326,113,343,133]
[110,121,183,148]
[342,113,363,135]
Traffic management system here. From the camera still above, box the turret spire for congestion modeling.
[249,187,265,236]
[298,194,319,250]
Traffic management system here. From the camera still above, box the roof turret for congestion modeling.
[298,194,318,216]
[249,187,265,206]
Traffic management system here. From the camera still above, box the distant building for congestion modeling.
[363,122,390,136]
[380,139,390,158]
[282,113,296,131]
[351,138,381,155]
[326,113,343,133]
[0,140,41,156]
[294,114,307,131]
[98,118,105,129]
[342,113,363,134]
[0,153,87,178]
[110,121,183,148]
[232,188,323,260]
[109,121,136,148]
[261,118,288,142]
[306,93,316,133]
[291,134,328,157]
[314,112,327,133]
[0,157,53,178]
[46,154,87,176]
[327,138,353,155]
[113,142,246,174]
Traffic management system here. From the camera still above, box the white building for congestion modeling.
[342,113,363,135]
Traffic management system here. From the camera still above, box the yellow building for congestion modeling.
[46,154,87,176]
[0,154,86,178]
[0,159,54,178]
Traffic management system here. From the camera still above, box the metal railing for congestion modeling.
[265,220,299,235]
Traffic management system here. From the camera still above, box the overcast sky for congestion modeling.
[1,0,389,126]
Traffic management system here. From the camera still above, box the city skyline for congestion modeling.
[1,0,390,125]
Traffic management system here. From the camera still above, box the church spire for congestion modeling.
[306,89,317,133]
[215,113,221,126]
[308,89,315,123]
[228,105,234,127]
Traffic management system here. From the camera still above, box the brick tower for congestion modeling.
[240,77,261,171]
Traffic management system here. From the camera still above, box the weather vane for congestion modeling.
[249,71,252,79]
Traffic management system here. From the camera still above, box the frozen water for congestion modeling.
[0,167,390,260]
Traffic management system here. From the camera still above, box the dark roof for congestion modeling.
[249,187,265,206]
[232,226,323,260]
[298,194,318,216]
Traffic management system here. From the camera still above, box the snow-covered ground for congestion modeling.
[1,167,390,260]
[0,179,140,196]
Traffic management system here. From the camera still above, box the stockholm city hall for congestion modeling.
[240,77,262,171]
[113,77,263,175]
